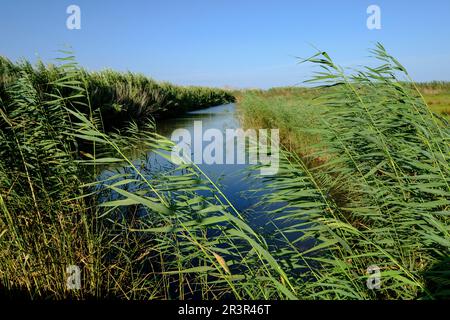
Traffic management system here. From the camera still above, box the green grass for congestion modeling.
[236,83,450,164]
[235,88,329,170]
[406,82,450,118]
[427,95,450,116]
[1,44,449,300]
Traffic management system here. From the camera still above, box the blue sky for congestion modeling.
[1,0,450,88]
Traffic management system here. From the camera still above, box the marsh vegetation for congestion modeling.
[0,44,448,300]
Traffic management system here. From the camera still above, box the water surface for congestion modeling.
[156,103,275,231]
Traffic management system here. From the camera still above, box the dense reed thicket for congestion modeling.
[0,45,448,300]
[239,44,450,299]
[0,55,235,130]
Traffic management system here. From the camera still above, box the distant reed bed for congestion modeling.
[0,55,235,130]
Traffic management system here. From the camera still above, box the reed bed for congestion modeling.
[0,56,235,130]
[0,53,293,299]
[0,44,449,300]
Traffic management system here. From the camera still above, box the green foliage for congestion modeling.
[236,88,324,160]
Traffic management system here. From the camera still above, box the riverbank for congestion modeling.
[0,54,240,299]
[236,82,450,144]
[235,87,324,157]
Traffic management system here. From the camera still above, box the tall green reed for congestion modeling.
[253,43,450,299]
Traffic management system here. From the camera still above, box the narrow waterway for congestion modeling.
[156,103,278,233]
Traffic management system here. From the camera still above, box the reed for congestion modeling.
[1,45,448,300]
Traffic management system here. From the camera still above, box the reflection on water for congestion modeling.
[157,104,269,225]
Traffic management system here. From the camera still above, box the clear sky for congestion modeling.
[1,0,450,88]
